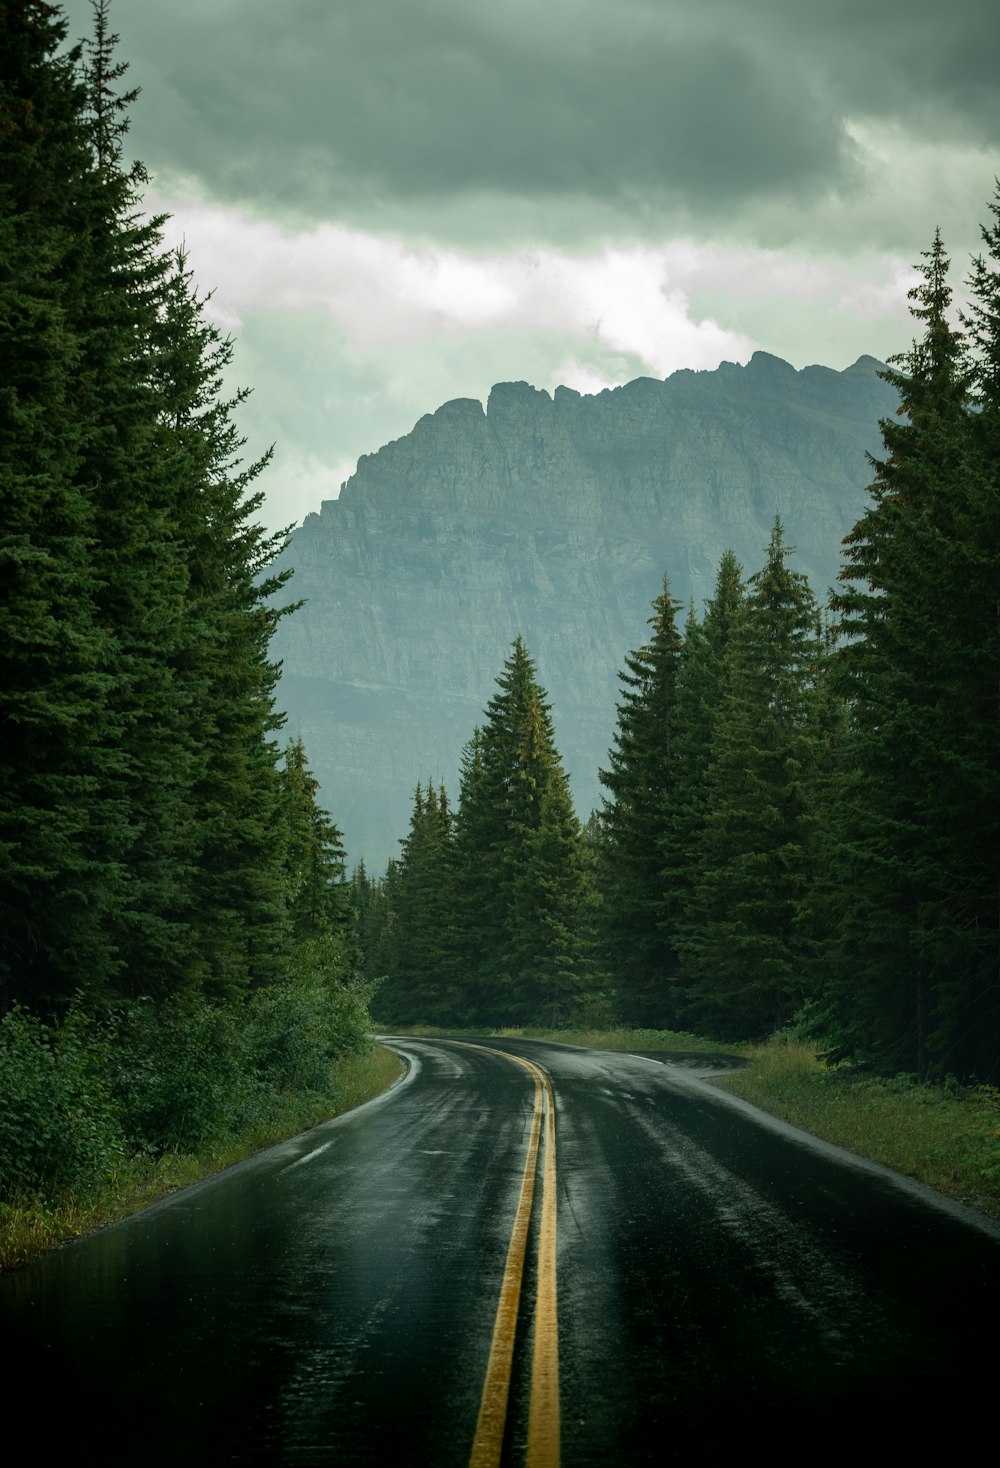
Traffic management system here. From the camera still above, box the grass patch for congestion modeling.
[388,1023,733,1054]
[715,1038,1000,1219]
[505,1024,739,1053]
[0,1042,403,1274]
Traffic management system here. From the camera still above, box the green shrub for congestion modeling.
[110,997,255,1154]
[0,952,376,1199]
[0,1005,123,1200]
[247,941,375,1097]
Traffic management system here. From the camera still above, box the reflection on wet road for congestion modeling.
[3,1036,999,1464]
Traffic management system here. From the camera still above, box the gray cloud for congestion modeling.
[62,0,998,244]
[53,0,999,539]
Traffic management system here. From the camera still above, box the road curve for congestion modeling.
[3,1036,999,1463]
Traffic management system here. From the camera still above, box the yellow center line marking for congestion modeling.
[527,1065,559,1468]
[451,1042,560,1468]
[468,1052,543,1468]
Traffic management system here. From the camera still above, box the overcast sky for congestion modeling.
[61,0,1000,531]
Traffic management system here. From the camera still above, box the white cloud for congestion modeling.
[147,191,944,531]
[149,197,756,380]
[255,448,355,531]
[150,192,941,391]
[553,358,625,396]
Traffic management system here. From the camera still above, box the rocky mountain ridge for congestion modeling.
[271,352,898,868]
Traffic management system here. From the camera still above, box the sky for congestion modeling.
[61,0,1000,533]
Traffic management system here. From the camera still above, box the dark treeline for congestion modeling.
[0,2,369,1203]
[365,217,999,1083]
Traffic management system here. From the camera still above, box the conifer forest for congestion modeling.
[1,0,999,1228]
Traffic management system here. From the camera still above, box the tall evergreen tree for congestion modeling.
[450,728,493,1019]
[502,686,596,1023]
[0,1,295,1011]
[280,738,351,949]
[367,859,402,994]
[453,639,595,1024]
[954,190,1000,1076]
[662,551,746,1018]
[382,783,459,1023]
[826,229,999,1077]
[598,580,684,1023]
[151,247,294,1001]
[679,519,826,1039]
[0,0,130,1007]
[349,861,378,977]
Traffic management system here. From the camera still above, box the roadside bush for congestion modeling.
[248,939,374,1096]
[0,952,376,1195]
[248,973,369,1095]
[110,997,255,1155]
[111,958,374,1152]
[0,1005,123,1200]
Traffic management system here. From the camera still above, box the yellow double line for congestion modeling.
[467,1047,559,1468]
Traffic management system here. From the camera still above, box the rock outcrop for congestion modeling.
[271,352,897,867]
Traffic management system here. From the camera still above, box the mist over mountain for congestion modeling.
[270,352,898,869]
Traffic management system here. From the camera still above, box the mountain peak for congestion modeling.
[747,350,796,373]
[845,354,888,374]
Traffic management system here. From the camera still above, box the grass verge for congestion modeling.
[714,1038,1000,1220]
[390,1023,732,1053]
[0,1042,403,1274]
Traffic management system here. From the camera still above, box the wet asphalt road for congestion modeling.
[3,1035,999,1464]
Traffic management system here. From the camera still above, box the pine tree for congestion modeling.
[680,519,826,1039]
[663,551,746,1018]
[954,189,1000,1076]
[0,2,295,1011]
[0,0,130,1007]
[150,247,294,1000]
[280,738,351,948]
[597,580,684,1023]
[826,227,999,1077]
[502,687,596,1023]
[450,728,493,1019]
[385,783,459,1022]
[349,861,378,977]
[453,639,595,1024]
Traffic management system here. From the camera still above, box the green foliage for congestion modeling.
[350,859,397,985]
[110,998,255,1155]
[0,1005,121,1200]
[280,739,352,948]
[598,580,685,1023]
[376,641,598,1026]
[379,783,461,1023]
[0,965,375,1197]
[114,951,372,1155]
[0,0,132,1005]
[0,5,381,1236]
[677,520,828,1038]
[824,224,1000,1079]
[662,554,747,1019]
[0,1044,403,1273]
[0,4,296,1010]
[263,938,375,1071]
[453,639,598,1024]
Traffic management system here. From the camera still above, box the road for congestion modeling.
[3,1036,999,1463]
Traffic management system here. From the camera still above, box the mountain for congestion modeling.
[270,352,898,868]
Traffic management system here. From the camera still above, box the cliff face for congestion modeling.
[271,352,897,868]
